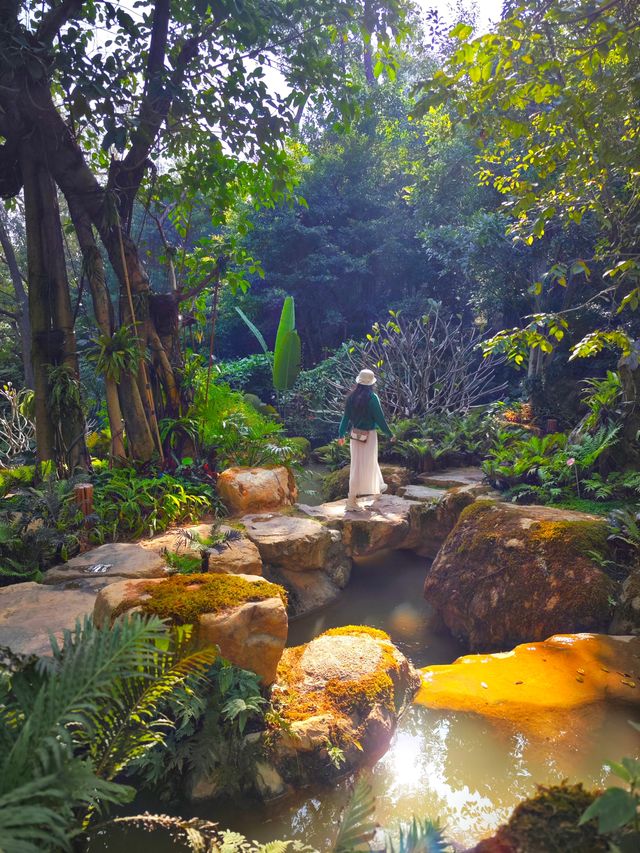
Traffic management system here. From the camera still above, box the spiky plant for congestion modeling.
[0,615,218,853]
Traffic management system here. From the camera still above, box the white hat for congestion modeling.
[356,369,377,386]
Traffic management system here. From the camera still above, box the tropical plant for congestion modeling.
[87,325,141,382]
[0,615,218,853]
[91,468,213,542]
[577,372,625,434]
[237,296,302,393]
[484,425,622,503]
[129,658,267,800]
[579,726,640,850]
[333,779,452,853]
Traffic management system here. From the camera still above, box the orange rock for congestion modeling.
[217,466,297,514]
[417,633,640,735]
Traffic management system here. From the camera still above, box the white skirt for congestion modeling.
[349,430,386,497]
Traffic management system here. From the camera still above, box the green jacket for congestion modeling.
[338,392,393,439]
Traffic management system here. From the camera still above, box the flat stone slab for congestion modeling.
[0,581,99,656]
[138,523,215,555]
[43,542,168,585]
[396,484,445,502]
[418,467,485,488]
[298,495,418,557]
[242,513,335,572]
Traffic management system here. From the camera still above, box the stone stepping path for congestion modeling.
[242,513,351,615]
[397,484,446,501]
[418,466,484,489]
[0,468,488,654]
[298,494,419,557]
[43,542,167,585]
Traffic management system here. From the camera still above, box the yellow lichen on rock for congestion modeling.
[417,633,640,734]
[267,625,421,786]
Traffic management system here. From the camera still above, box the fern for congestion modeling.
[333,779,376,852]
[0,615,217,850]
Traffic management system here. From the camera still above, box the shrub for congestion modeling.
[214,353,273,401]
[193,379,303,469]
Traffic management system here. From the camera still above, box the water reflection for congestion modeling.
[92,550,640,851]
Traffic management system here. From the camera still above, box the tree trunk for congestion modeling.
[363,0,376,85]
[0,208,33,388]
[20,141,89,471]
[619,358,640,467]
[67,199,127,462]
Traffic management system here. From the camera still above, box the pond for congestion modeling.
[92,550,640,851]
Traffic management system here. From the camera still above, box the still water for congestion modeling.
[93,551,640,851]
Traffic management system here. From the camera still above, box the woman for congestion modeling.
[337,369,394,512]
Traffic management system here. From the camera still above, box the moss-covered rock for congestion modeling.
[473,783,607,853]
[93,573,288,684]
[264,626,420,789]
[424,502,616,649]
[322,464,411,501]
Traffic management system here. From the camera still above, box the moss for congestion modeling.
[529,519,609,562]
[114,573,287,624]
[497,782,608,853]
[325,671,395,716]
[275,626,401,725]
[323,625,390,641]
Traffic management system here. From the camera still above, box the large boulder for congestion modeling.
[611,566,640,635]
[242,513,351,615]
[472,783,608,853]
[424,502,616,649]
[322,464,411,501]
[43,542,168,585]
[93,573,288,684]
[0,580,103,656]
[264,626,420,789]
[418,633,640,736]
[217,466,297,515]
[401,483,490,557]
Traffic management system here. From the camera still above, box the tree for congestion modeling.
[413,0,640,442]
[0,0,409,465]
[0,206,32,387]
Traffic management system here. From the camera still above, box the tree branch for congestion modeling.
[36,0,85,44]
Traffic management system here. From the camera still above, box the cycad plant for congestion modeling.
[0,615,217,853]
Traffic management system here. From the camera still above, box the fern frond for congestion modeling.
[333,779,376,852]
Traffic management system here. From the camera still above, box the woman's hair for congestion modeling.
[346,383,373,422]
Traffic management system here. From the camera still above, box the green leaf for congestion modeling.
[579,788,638,833]
[450,23,473,40]
[273,329,301,392]
[333,780,376,853]
[235,308,270,358]
[274,296,296,355]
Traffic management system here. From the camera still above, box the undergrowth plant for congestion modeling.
[579,725,640,852]
[0,615,218,853]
